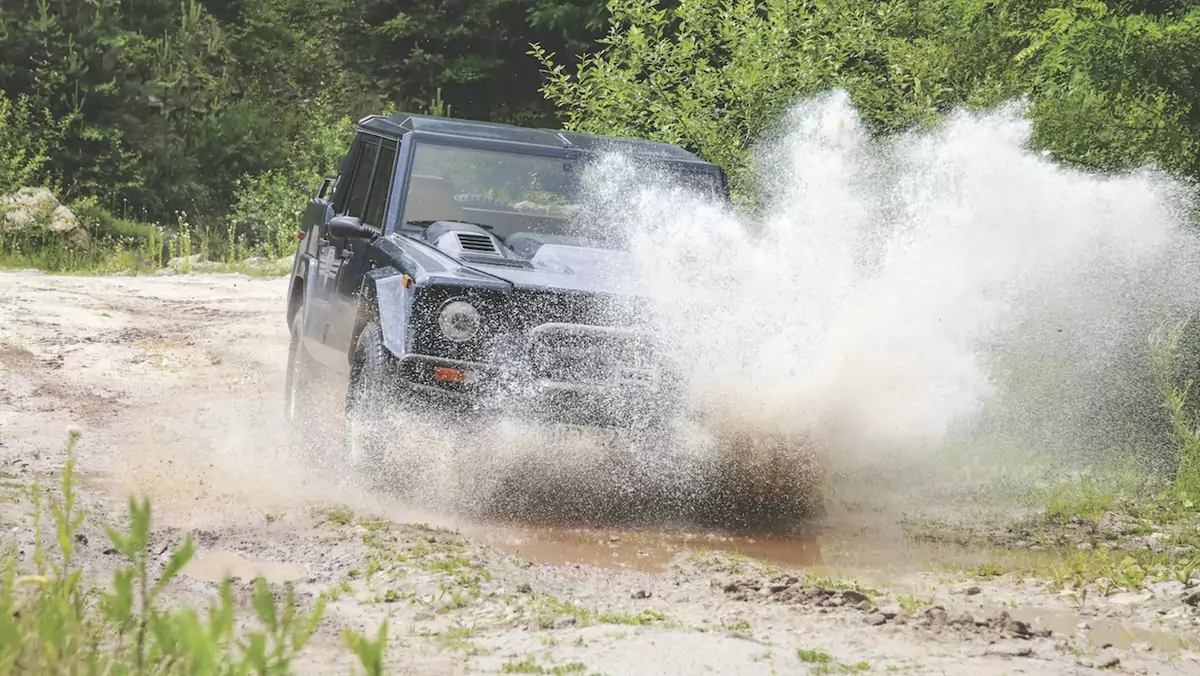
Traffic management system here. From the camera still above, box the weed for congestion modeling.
[724,619,752,632]
[314,504,355,527]
[797,648,834,664]
[501,656,587,674]
[0,430,387,673]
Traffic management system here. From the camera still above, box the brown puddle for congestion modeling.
[1007,606,1198,652]
[183,550,307,584]
[469,524,823,572]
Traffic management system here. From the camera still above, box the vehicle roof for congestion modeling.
[358,112,712,165]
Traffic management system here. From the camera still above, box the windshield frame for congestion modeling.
[382,130,728,239]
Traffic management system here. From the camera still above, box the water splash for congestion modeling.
[590,90,1200,474]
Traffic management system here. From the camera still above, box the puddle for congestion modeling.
[1007,606,1198,652]
[470,525,823,572]
[183,550,308,584]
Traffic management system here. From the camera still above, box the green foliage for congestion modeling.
[0,91,64,193]
[1149,317,1200,504]
[0,430,388,673]
[534,0,1200,198]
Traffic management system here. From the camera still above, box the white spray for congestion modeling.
[588,90,1200,477]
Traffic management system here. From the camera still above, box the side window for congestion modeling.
[362,139,398,229]
[342,138,379,219]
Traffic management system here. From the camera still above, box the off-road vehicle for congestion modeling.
[283,112,729,464]
[283,112,828,527]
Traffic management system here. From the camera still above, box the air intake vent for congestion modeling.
[459,253,534,269]
[456,232,499,255]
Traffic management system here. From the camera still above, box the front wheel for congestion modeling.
[344,322,399,482]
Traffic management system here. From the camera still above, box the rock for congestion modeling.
[0,188,90,250]
[1004,617,1033,637]
[863,612,887,626]
[949,612,975,626]
[168,253,206,271]
[1149,580,1185,598]
[1098,654,1121,669]
[879,605,903,619]
[924,607,948,625]
[965,586,982,596]
[516,583,532,594]
[854,600,872,611]
[986,640,1033,657]
[551,615,577,629]
[1182,590,1200,607]
[841,590,871,605]
[632,589,651,600]
[1109,591,1153,606]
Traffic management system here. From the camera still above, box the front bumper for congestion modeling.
[390,323,682,427]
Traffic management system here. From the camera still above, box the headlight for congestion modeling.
[438,300,481,342]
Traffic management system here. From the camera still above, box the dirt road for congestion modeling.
[1,269,1198,674]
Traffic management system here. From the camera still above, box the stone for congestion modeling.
[1182,590,1200,607]
[551,615,577,629]
[878,605,903,620]
[1003,617,1033,637]
[1108,591,1153,606]
[841,590,871,605]
[0,188,90,250]
[516,583,532,594]
[863,612,887,626]
[632,589,651,599]
[986,640,1033,657]
[949,612,975,626]
[965,586,982,596]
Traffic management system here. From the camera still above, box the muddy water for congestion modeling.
[183,550,308,584]
[469,524,823,571]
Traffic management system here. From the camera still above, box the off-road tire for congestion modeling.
[285,312,317,430]
[344,321,397,480]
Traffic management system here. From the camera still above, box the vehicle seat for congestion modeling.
[403,174,467,224]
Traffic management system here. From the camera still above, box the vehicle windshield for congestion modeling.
[398,142,723,245]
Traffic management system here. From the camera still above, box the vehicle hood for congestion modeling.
[462,243,644,295]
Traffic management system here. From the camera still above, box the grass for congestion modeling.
[0,201,291,278]
[501,656,589,674]
[796,649,868,674]
[1,430,389,674]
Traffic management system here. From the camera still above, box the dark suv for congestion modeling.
[283,112,730,472]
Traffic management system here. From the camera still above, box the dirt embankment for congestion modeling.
[1,269,1198,675]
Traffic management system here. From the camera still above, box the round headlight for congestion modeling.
[438,300,480,342]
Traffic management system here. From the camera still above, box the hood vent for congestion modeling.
[456,232,500,256]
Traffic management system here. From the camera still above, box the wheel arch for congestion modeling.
[352,267,412,366]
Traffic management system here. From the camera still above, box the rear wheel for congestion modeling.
[285,312,318,430]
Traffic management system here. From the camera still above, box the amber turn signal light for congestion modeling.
[432,367,464,383]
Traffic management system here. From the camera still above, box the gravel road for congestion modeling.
[1,269,1198,675]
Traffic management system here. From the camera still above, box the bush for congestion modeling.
[228,102,355,259]
[0,431,389,672]
[0,91,63,194]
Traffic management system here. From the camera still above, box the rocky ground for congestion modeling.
[1,268,1199,674]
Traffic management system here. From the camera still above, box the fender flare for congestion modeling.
[360,267,414,359]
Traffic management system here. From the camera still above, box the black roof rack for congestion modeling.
[357,112,708,164]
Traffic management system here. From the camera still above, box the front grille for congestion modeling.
[526,325,656,385]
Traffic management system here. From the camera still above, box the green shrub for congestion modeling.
[0,430,388,673]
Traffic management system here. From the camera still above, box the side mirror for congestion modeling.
[328,215,375,240]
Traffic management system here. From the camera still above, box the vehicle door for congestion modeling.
[323,136,400,369]
[304,133,379,369]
